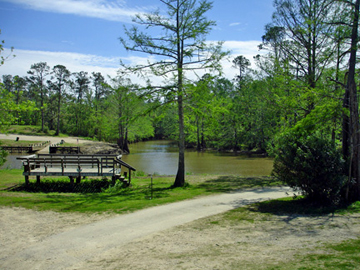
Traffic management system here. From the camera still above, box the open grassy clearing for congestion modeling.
[0,169,282,213]
[0,139,45,147]
[5,125,58,136]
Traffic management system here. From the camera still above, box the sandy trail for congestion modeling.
[0,134,90,145]
[1,187,290,270]
[0,134,92,154]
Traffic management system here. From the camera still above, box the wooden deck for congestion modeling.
[17,154,136,185]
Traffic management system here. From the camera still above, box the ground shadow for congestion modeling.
[7,179,111,193]
[247,197,351,217]
[198,175,281,193]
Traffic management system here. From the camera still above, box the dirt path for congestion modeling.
[1,187,292,270]
[0,133,90,145]
[0,133,121,156]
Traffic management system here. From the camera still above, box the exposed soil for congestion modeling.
[1,191,359,269]
[80,142,122,155]
[0,134,122,155]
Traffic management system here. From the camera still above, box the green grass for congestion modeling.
[5,125,68,137]
[0,139,45,147]
[262,238,360,270]
[0,169,24,189]
[292,239,360,270]
[0,170,282,214]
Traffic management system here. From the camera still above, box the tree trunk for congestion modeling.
[346,0,360,202]
[124,128,130,154]
[174,1,185,188]
[41,88,44,132]
[174,90,185,187]
[56,93,61,136]
[342,86,350,160]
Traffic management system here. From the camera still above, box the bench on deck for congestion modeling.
[17,154,136,186]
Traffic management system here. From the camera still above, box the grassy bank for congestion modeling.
[0,139,45,147]
[4,125,59,136]
[0,169,281,213]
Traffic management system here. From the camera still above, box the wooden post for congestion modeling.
[69,176,74,185]
[129,170,132,185]
[77,165,81,183]
[24,160,30,185]
[36,175,41,184]
[61,158,64,175]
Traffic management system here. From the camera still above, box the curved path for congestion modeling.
[0,133,90,144]
[1,186,290,270]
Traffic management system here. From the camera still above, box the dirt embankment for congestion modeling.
[80,142,122,155]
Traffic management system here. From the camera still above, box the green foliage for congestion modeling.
[0,29,15,66]
[272,131,345,205]
[0,84,38,132]
[102,179,129,193]
[0,144,8,167]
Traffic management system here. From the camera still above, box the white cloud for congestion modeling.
[0,48,161,85]
[229,22,241,27]
[223,40,262,56]
[0,48,120,78]
[0,40,266,85]
[2,0,147,22]
[217,40,265,79]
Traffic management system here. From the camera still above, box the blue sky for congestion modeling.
[0,0,275,83]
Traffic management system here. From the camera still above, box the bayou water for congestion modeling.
[121,140,273,176]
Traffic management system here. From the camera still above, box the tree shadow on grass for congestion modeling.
[247,197,349,217]
[7,179,112,194]
[198,176,282,193]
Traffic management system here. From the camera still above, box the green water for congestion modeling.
[121,140,273,176]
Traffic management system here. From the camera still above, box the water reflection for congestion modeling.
[1,154,24,169]
[122,140,273,176]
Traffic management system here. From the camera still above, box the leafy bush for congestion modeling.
[0,148,7,166]
[0,141,8,166]
[272,132,345,205]
[10,178,111,193]
[103,179,129,193]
